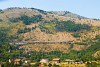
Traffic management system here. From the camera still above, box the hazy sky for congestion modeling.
[0,0,100,19]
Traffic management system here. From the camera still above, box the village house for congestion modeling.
[65,59,75,63]
[52,58,60,63]
[14,59,21,64]
[9,59,12,63]
[24,59,31,64]
[9,59,15,63]
[75,60,83,64]
[40,59,49,63]
[9,58,21,64]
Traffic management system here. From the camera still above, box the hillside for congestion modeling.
[48,11,86,18]
[0,7,100,61]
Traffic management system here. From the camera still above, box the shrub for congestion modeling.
[9,15,43,25]
[56,20,91,32]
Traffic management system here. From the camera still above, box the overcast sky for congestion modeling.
[0,0,100,19]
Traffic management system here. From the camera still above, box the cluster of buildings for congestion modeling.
[8,58,85,67]
[39,58,86,67]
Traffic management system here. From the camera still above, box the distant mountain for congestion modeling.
[48,11,86,19]
[0,7,100,26]
[0,7,100,60]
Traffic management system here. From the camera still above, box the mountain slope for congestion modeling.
[0,7,100,61]
[0,7,100,42]
[0,7,100,26]
[48,11,86,18]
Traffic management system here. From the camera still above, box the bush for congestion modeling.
[9,18,19,22]
[48,63,52,67]
[72,33,80,38]
[39,20,91,34]
[0,9,4,13]
[52,64,60,67]
[9,15,43,25]
[39,22,56,34]
[56,20,91,32]
[17,28,31,34]
[33,62,40,67]
[0,19,3,22]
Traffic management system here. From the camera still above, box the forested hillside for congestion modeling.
[0,7,100,61]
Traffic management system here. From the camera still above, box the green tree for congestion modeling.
[0,27,10,45]
[33,62,40,67]
[48,63,52,67]
[52,64,60,67]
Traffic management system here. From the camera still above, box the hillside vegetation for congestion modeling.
[0,7,100,61]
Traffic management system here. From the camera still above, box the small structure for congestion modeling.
[14,59,21,64]
[9,59,12,63]
[75,60,83,64]
[65,59,75,62]
[40,59,48,63]
[65,59,83,64]
[52,58,60,63]
[25,60,31,64]
[9,59,15,63]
